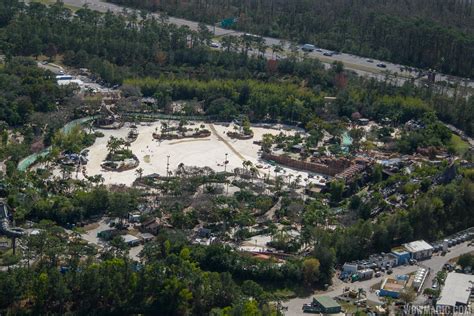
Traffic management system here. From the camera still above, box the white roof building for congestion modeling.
[57,79,84,86]
[403,240,433,253]
[437,272,474,307]
[402,240,434,260]
[122,234,140,246]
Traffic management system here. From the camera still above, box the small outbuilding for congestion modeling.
[122,234,141,247]
[379,275,409,299]
[139,233,155,243]
[357,118,369,126]
[141,218,160,235]
[391,248,411,265]
[312,296,341,314]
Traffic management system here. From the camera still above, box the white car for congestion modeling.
[210,42,220,48]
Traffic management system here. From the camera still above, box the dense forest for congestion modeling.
[106,0,474,78]
[0,58,68,126]
[0,221,285,315]
[0,1,473,133]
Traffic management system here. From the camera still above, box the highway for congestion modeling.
[28,0,474,90]
[284,240,474,315]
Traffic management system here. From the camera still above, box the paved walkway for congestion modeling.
[208,124,246,161]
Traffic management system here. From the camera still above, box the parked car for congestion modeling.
[323,51,333,56]
[376,63,387,68]
[210,42,220,48]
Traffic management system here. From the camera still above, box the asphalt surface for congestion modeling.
[284,241,474,315]
[80,219,143,261]
[27,0,473,90]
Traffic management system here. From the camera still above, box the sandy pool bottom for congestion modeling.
[79,121,327,187]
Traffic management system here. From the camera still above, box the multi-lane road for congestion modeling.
[27,0,474,90]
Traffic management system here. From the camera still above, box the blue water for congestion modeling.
[341,131,353,153]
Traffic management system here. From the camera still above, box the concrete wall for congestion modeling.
[261,153,346,176]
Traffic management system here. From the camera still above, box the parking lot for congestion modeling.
[284,239,474,315]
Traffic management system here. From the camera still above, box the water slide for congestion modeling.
[0,200,24,238]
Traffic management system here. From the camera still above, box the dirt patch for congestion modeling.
[83,222,100,231]
[169,139,211,145]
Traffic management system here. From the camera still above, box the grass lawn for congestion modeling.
[272,288,297,300]
[449,134,470,156]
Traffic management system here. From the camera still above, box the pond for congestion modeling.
[341,131,353,153]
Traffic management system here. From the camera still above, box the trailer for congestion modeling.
[357,269,374,281]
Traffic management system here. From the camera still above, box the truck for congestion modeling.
[302,303,321,313]
[302,44,316,52]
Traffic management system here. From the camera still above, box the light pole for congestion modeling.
[225,153,229,195]
[224,153,228,172]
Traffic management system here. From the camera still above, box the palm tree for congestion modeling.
[254,36,267,57]
[287,174,294,186]
[240,34,253,57]
[242,160,253,170]
[161,122,168,136]
[61,164,74,180]
[221,35,235,52]
[249,166,259,182]
[89,174,104,186]
[135,167,144,179]
[106,136,123,155]
[354,288,367,312]
[271,43,283,59]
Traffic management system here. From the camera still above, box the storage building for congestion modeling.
[311,296,342,314]
[402,240,434,260]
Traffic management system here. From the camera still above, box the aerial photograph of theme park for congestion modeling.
[1,0,474,314]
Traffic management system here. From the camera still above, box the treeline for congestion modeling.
[0,58,68,126]
[0,223,287,315]
[2,1,307,85]
[308,170,474,263]
[125,77,467,145]
[1,2,473,136]
[125,77,324,123]
[107,0,474,77]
